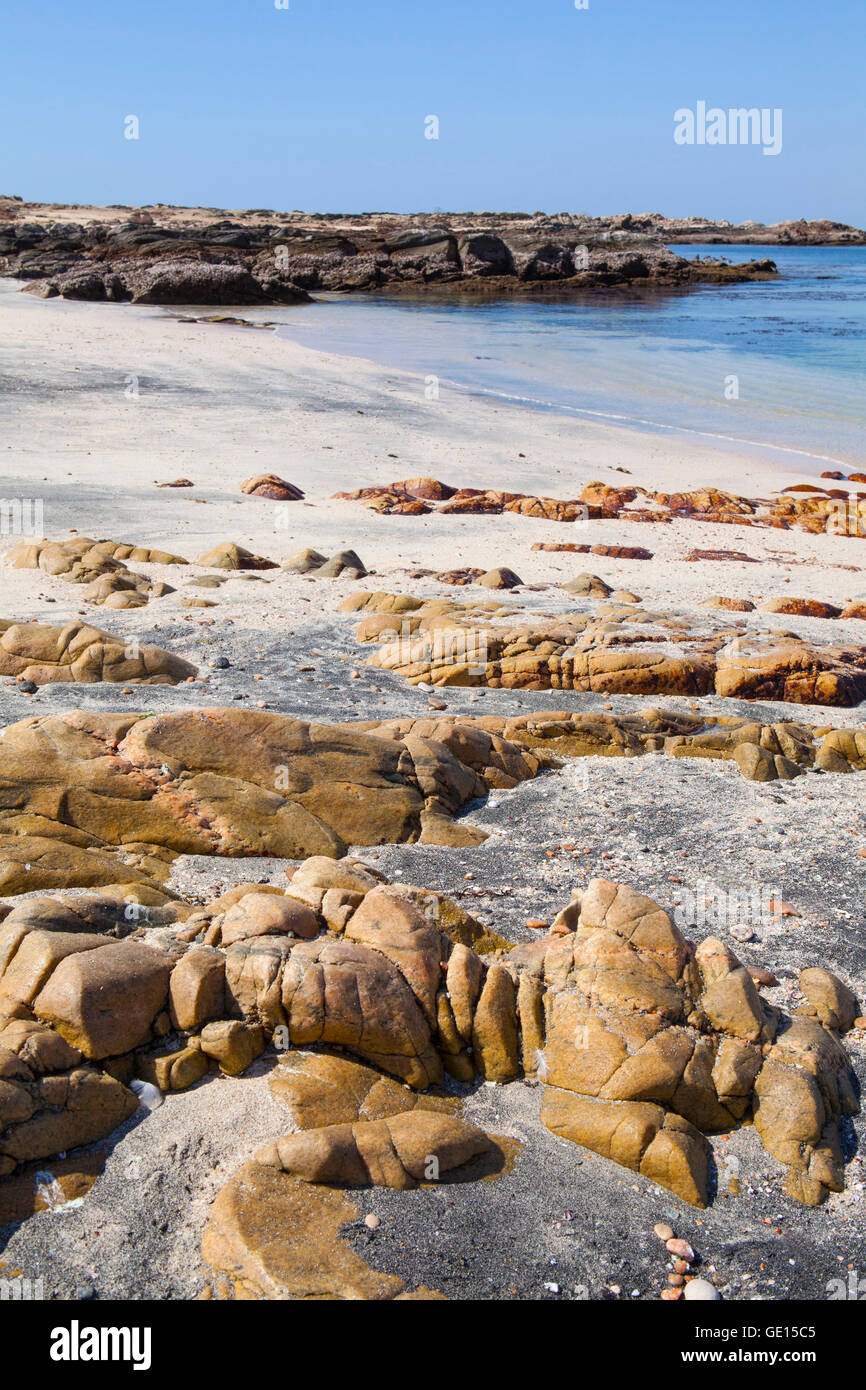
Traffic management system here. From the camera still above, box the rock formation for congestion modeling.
[0,201,787,303]
[0,864,858,1215]
[282,548,367,578]
[0,708,541,894]
[239,474,304,501]
[6,537,185,608]
[335,478,866,540]
[348,590,866,708]
[0,618,196,686]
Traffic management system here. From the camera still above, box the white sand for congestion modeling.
[1,275,864,626]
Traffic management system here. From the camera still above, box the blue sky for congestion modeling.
[2,0,864,224]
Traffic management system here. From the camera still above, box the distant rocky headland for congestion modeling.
[5,198,844,306]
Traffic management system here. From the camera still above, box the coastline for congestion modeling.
[0,276,848,517]
[3,274,865,627]
[2,274,866,1306]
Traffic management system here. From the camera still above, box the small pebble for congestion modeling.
[129,1079,163,1112]
[364,1213,380,1230]
[666,1238,695,1262]
[653,1222,674,1241]
[210,656,231,669]
[683,1278,720,1301]
[730,924,755,943]
[747,966,777,987]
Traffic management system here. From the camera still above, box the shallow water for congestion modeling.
[269,244,866,473]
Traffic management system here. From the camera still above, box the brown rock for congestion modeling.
[590,545,652,560]
[280,937,443,1089]
[196,542,278,570]
[760,598,842,619]
[478,568,523,590]
[0,1067,138,1164]
[701,597,756,613]
[168,947,226,1031]
[201,1161,406,1300]
[345,886,445,1027]
[0,618,196,686]
[199,1020,265,1075]
[220,892,320,945]
[541,1088,709,1208]
[471,965,519,1082]
[715,636,866,706]
[255,1110,489,1188]
[0,708,529,892]
[136,1043,209,1091]
[240,474,304,501]
[798,968,859,1032]
[268,1050,451,1129]
[32,941,172,1058]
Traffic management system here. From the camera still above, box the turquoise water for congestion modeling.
[272,245,866,472]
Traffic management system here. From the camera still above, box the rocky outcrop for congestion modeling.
[633,214,866,247]
[334,477,866,540]
[0,1015,138,1171]
[518,879,859,1207]
[759,597,842,619]
[6,536,185,608]
[0,618,196,686]
[196,542,277,570]
[255,1110,489,1189]
[351,708,866,784]
[351,592,866,707]
[200,1163,414,1299]
[239,474,304,501]
[1,202,785,302]
[714,635,866,705]
[24,259,312,306]
[0,702,858,902]
[0,866,859,1213]
[0,708,541,894]
[268,1050,455,1129]
[282,548,367,578]
[533,542,654,560]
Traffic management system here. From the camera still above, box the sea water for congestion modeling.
[272,244,866,473]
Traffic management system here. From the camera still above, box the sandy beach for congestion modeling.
[1,273,865,1306]
[3,276,863,584]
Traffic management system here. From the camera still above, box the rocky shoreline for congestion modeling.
[0,198,790,304]
[1,282,865,1303]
